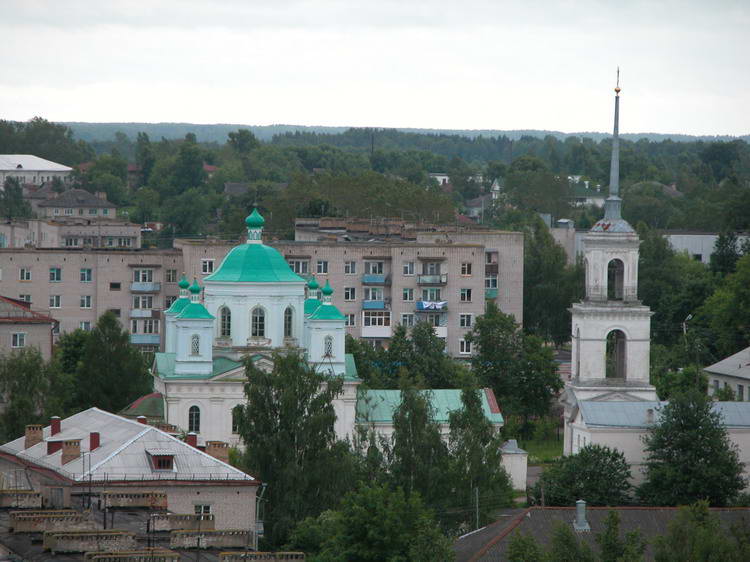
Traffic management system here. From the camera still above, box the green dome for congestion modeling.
[178,274,190,290]
[189,279,201,294]
[204,243,306,283]
[321,280,333,296]
[308,276,319,290]
[245,208,265,228]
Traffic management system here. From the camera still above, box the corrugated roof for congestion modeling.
[153,353,242,380]
[37,188,117,208]
[705,346,750,380]
[0,154,72,172]
[580,400,750,428]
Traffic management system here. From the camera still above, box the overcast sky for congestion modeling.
[2,0,748,135]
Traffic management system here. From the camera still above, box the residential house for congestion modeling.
[0,155,72,188]
[0,295,56,360]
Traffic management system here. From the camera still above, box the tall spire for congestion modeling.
[603,68,623,221]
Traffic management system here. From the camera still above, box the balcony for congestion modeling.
[415,301,447,312]
[130,282,162,293]
[361,325,393,338]
[130,334,160,345]
[362,274,390,285]
[485,288,498,299]
[485,263,499,276]
[363,300,389,310]
[417,274,447,285]
[433,326,448,338]
[130,309,153,318]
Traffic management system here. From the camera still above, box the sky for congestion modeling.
[2,0,749,136]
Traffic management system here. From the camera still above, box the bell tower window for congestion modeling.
[605,329,627,379]
[607,259,624,300]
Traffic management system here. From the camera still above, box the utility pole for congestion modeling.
[474,487,479,530]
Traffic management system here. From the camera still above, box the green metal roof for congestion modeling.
[356,389,503,425]
[120,392,164,420]
[165,296,189,315]
[344,353,359,382]
[176,302,215,320]
[304,298,321,315]
[204,243,306,284]
[153,353,242,380]
[308,302,345,321]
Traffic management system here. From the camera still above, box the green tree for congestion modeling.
[652,364,708,401]
[228,129,260,154]
[135,132,156,185]
[235,351,356,546]
[711,231,741,276]
[547,521,597,562]
[0,348,54,440]
[531,444,632,506]
[171,141,206,191]
[0,177,32,220]
[639,390,745,506]
[74,312,151,413]
[406,322,460,388]
[596,510,647,562]
[131,187,161,224]
[507,531,547,562]
[55,329,91,376]
[162,188,209,235]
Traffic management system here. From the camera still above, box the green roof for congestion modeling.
[154,353,242,380]
[344,353,359,382]
[356,389,503,425]
[304,298,321,315]
[176,302,214,320]
[165,296,189,315]
[308,302,345,321]
[120,392,164,420]
[204,243,306,284]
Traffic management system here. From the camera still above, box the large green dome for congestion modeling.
[204,243,306,283]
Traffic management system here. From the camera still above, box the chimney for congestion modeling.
[95,191,107,201]
[24,425,43,449]
[50,416,61,436]
[573,499,590,532]
[137,416,147,425]
[89,432,100,451]
[61,439,81,465]
[205,441,229,463]
[186,432,198,448]
[646,408,655,424]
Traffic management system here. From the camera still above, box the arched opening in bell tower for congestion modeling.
[575,327,581,379]
[607,259,624,300]
[605,329,627,379]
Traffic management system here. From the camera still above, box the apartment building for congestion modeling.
[0,155,72,188]
[0,247,182,351]
[0,295,56,360]
[0,218,141,250]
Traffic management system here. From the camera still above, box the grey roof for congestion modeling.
[589,217,635,233]
[223,182,250,196]
[0,154,72,172]
[579,400,750,428]
[705,346,750,380]
[37,189,116,209]
[0,407,254,482]
[500,439,526,454]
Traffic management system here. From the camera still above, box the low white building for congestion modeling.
[0,155,72,187]
[705,346,750,401]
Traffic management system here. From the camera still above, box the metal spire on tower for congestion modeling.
[603,68,623,221]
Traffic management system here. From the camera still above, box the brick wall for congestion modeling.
[43,530,136,554]
[170,529,251,549]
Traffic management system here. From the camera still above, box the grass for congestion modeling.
[518,438,563,465]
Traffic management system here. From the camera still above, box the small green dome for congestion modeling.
[189,279,201,294]
[178,274,190,290]
[308,276,320,290]
[245,208,265,228]
[321,280,333,296]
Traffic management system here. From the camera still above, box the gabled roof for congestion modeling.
[37,189,117,209]
[175,302,214,320]
[308,302,345,321]
[0,155,72,172]
[0,295,56,324]
[705,346,750,381]
[0,408,254,483]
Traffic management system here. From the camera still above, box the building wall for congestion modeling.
[0,169,71,187]
[665,232,750,265]
[0,322,53,361]
[707,373,750,401]
[40,205,117,219]
[0,220,141,250]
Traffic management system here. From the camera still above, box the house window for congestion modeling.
[345,314,355,327]
[110,282,121,291]
[344,287,356,301]
[133,269,153,283]
[49,267,62,282]
[191,334,200,355]
[188,406,200,432]
[738,385,744,402]
[80,268,92,282]
[49,295,61,308]
[144,319,159,334]
[133,295,153,309]
[485,276,498,289]
[316,260,328,274]
[461,262,472,276]
[401,313,415,327]
[220,307,231,337]
[460,288,472,302]
[460,339,472,354]
[11,333,25,348]
[402,288,414,302]
[344,261,357,274]
[284,307,294,338]
[364,287,383,301]
[422,288,441,301]
[201,259,214,274]
[324,335,334,357]
[460,314,472,328]
[79,321,92,331]
[365,261,384,275]
[166,269,177,283]
[363,311,390,327]
[80,295,92,309]
[19,294,31,303]
[403,261,415,275]
[194,504,211,515]
[288,260,309,274]
[251,307,265,337]
[19,268,31,281]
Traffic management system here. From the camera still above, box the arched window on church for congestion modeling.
[220,307,231,337]
[324,335,334,358]
[251,307,265,338]
[188,405,200,432]
[191,334,200,355]
[607,259,625,301]
[606,329,627,379]
[284,307,294,338]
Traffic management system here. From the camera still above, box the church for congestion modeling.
[144,209,503,447]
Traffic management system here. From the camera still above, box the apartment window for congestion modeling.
[194,504,211,515]
[131,319,139,333]
[485,276,498,289]
[133,269,153,283]
[401,313,415,327]
[422,288,441,301]
[65,237,78,247]
[102,209,110,216]
[201,259,214,274]
[460,288,473,302]
[426,313,442,327]
[144,319,160,334]
[316,260,329,274]
[64,208,73,216]
[11,333,25,348]
[19,268,31,281]
[365,261,384,275]
[133,295,153,309]
[166,269,178,283]
[19,294,31,303]
[109,308,121,318]
[191,334,200,355]
[460,339,472,354]
[714,380,720,391]
[80,295,92,309]
[345,314,355,327]
[461,262,472,276]
[89,208,97,215]
[363,311,391,327]
[402,288,414,301]
[739,385,744,402]
[110,282,121,291]
[344,287,356,301]
[344,261,357,275]
[106,237,114,247]
[485,252,494,264]
[403,261,415,276]
[80,268,92,282]
[364,287,383,301]
[49,295,61,308]
[165,296,176,308]
[54,208,60,215]
[288,260,309,274]
[188,405,200,432]
[49,267,61,282]
[425,262,440,275]
[460,314,473,328]
[79,321,92,331]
